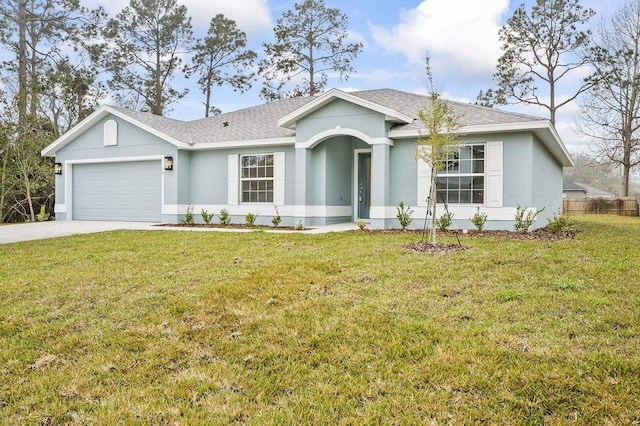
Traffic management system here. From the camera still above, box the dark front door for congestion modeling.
[358,152,371,219]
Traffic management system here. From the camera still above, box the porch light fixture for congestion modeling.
[54,162,63,175]
[164,156,174,171]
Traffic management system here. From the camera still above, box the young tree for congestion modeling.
[185,14,256,117]
[417,56,464,244]
[577,0,640,197]
[481,0,595,125]
[103,0,193,116]
[258,0,362,101]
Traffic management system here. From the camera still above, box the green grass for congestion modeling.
[1,216,639,424]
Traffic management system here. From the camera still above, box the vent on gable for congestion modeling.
[104,119,118,146]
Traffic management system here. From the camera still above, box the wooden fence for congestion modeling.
[563,197,638,216]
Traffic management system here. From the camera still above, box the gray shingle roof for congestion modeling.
[563,179,586,191]
[112,88,547,145]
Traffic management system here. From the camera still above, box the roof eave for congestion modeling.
[188,137,296,150]
[388,120,574,167]
[41,105,189,157]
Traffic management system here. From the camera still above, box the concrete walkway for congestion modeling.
[0,221,360,244]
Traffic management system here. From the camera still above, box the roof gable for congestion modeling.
[277,89,414,129]
[41,105,189,157]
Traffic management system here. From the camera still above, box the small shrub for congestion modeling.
[469,207,487,231]
[396,201,414,229]
[36,205,50,222]
[513,205,545,233]
[357,220,367,231]
[218,209,231,226]
[272,206,282,228]
[181,205,195,224]
[295,220,304,230]
[547,210,578,234]
[435,211,454,231]
[245,212,258,227]
[201,209,214,225]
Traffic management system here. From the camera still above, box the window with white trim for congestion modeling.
[241,154,274,203]
[437,144,485,204]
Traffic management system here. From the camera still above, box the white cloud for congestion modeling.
[83,0,272,36]
[370,0,509,76]
[182,0,271,35]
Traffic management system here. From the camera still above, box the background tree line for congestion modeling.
[1,0,638,223]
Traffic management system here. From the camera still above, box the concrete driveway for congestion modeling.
[0,221,360,244]
[0,221,157,244]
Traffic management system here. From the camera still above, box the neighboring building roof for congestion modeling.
[42,88,571,166]
[563,180,587,192]
[576,182,616,198]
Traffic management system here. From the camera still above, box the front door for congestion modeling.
[358,152,371,219]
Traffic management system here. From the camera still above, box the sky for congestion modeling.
[85,0,628,154]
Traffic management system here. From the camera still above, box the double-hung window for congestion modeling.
[241,154,274,203]
[437,144,485,204]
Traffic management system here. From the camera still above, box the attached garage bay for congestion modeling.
[72,161,162,222]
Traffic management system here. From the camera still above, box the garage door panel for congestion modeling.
[73,161,162,222]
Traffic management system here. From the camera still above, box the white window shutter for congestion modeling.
[103,120,118,146]
[416,147,431,207]
[486,141,503,207]
[228,154,239,205]
[273,152,285,205]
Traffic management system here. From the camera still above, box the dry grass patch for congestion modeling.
[0,216,639,423]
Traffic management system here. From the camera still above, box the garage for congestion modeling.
[72,161,162,222]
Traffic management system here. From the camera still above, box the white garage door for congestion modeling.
[72,161,162,221]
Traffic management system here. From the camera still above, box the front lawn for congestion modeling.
[0,216,639,424]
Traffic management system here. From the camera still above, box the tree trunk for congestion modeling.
[204,72,212,118]
[19,158,36,222]
[429,165,437,244]
[622,142,631,196]
[18,0,27,138]
[0,149,8,223]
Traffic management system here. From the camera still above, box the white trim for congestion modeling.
[163,204,351,218]
[486,141,503,208]
[65,155,165,165]
[416,205,522,222]
[189,137,295,150]
[370,206,397,219]
[228,154,239,205]
[353,148,372,221]
[296,128,392,149]
[273,152,285,205]
[416,146,431,207]
[370,205,524,222]
[278,88,413,129]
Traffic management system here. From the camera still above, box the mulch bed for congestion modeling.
[404,241,469,254]
[360,226,577,242]
[156,223,304,231]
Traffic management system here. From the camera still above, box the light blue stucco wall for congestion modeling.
[295,99,387,142]
[53,115,178,221]
[389,139,418,206]
[531,135,563,223]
